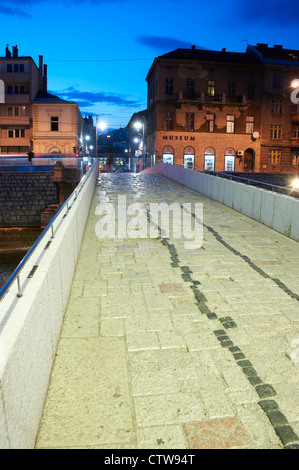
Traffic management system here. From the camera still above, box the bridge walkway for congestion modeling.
[35,173,299,449]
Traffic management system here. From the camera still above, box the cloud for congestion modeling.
[0,4,31,17]
[137,35,204,52]
[236,0,298,26]
[50,86,143,108]
[0,0,135,17]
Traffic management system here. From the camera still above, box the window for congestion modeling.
[206,113,215,132]
[294,127,299,139]
[51,116,59,131]
[164,112,173,131]
[7,85,25,94]
[7,106,27,116]
[270,124,282,139]
[292,151,299,165]
[246,116,254,134]
[207,80,215,97]
[6,64,24,72]
[228,81,235,98]
[271,99,283,114]
[269,150,281,165]
[185,112,194,131]
[186,79,195,99]
[272,73,284,89]
[248,82,255,99]
[165,78,173,95]
[226,115,235,133]
[8,129,25,138]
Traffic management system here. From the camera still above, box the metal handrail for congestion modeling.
[0,160,98,301]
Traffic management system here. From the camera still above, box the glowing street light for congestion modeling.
[292,178,299,190]
[95,118,107,159]
[291,79,299,89]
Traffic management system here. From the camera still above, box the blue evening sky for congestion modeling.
[0,0,298,128]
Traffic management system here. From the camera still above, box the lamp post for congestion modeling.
[95,118,107,161]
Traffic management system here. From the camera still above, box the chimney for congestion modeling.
[43,64,48,92]
[274,45,283,49]
[191,45,196,50]
[222,48,226,52]
[5,44,11,58]
[12,45,18,58]
[38,55,43,90]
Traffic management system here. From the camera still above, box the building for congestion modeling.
[0,44,86,156]
[0,45,46,154]
[145,43,299,173]
[32,90,85,155]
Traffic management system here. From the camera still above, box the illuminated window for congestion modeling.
[270,124,282,139]
[271,99,283,114]
[206,114,215,132]
[51,116,59,132]
[292,151,299,165]
[246,116,254,134]
[269,150,281,165]
[226,115,235,133]
[207,80,215,97]
[294,127,299,139]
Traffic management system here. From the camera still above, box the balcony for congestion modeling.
[0,116,30,126]
[0,72,30,82]
[291,114,299,124]
[4,94,30,104]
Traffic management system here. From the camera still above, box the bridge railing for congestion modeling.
[164,161,299,198]
[0,159,97,303]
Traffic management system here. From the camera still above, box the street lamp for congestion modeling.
[95,118,107,160]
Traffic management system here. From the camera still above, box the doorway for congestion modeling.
[244,148,255,172]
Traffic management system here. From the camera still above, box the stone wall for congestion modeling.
[0,172,59,228]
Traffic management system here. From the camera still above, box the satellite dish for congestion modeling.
[252,131,260,140]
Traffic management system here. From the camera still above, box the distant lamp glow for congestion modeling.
[291,79,299,89]
[85,135,90,140]
[292,178,299,190]
[98,121,107,132]
[134,137,139,143]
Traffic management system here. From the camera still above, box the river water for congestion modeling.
[0,228,42,292]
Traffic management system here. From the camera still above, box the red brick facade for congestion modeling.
[145,44,299,173]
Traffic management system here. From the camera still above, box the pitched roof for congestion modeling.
[248,44,299,66]
[33,90,72,103]
[158,47,261,65]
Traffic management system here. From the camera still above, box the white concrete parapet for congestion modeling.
[0,163,99,449]
[142,163,299,242]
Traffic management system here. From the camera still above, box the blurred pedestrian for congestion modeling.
[106,153,114,173]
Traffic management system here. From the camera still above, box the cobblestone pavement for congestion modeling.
[35,174,299,449]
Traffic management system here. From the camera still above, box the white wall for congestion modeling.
[142,163,299,242]
[0,163,98,449]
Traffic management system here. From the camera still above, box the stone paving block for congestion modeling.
[36,174,299,449]
[137,425,187,449]
[126,331,160,352]
[183,417,250,449]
